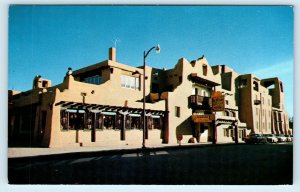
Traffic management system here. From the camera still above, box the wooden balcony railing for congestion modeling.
[190,95,212,108]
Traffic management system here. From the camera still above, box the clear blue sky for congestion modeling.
[8,5,294,116]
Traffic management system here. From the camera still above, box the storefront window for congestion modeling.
[60,109,85,130]
[103,115,115,129]
[60,109,163,131]
[130,115,141,129]
[94,113,103,130]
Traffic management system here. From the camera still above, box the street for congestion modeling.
[8,143,293,185]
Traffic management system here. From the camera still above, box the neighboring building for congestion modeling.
[8,47,291,148]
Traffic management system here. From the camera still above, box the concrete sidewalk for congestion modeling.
[8,142,234,158]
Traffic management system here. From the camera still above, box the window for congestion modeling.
[60,109,85,130]
[253,81,259,91]
[121,75,140,90]
[83,75,102,85]
[42,81,48,88]
[239,79,247,88]
[268,99,270,106]
[175,106,180,117]
[202,65,208,76]
[94,113,104,130]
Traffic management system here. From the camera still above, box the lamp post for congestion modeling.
[142,44,160,148]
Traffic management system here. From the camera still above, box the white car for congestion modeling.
[285,135,292,142]
[264,134,278,143]
[276,134,287,142]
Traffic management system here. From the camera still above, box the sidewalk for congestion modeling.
[8,142,235,158]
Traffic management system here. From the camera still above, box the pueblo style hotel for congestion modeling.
[8,48,291,148]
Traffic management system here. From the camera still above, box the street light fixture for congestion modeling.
[142,44,160,149]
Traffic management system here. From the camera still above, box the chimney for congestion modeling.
[109,47,116,61]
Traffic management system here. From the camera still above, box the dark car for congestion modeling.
[244,134,267,144]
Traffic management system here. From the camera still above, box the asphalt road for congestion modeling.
[8,143,293,185]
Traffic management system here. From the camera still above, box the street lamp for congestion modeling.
[142,44,160,148]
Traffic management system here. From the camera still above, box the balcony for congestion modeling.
[189,95,212,108]
[150,93,160,103]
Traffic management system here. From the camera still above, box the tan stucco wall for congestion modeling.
[166,57,222,144]
[46,64,166,147]
[8,48,291,148]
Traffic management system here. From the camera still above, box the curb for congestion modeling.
[8,142,243,162]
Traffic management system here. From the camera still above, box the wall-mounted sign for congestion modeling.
[212,91,225,112]
[192,114,215,123]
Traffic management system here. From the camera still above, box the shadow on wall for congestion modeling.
[176,117,194,143]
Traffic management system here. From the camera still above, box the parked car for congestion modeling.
[285,135,292,142]
[244,134,267,144]
[276,134,287,142]
[264,134,278,143]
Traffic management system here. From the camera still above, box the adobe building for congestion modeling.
[8,47,291,148]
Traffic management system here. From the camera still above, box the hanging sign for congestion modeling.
[211,91,225,112]
[192,114,215,123]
